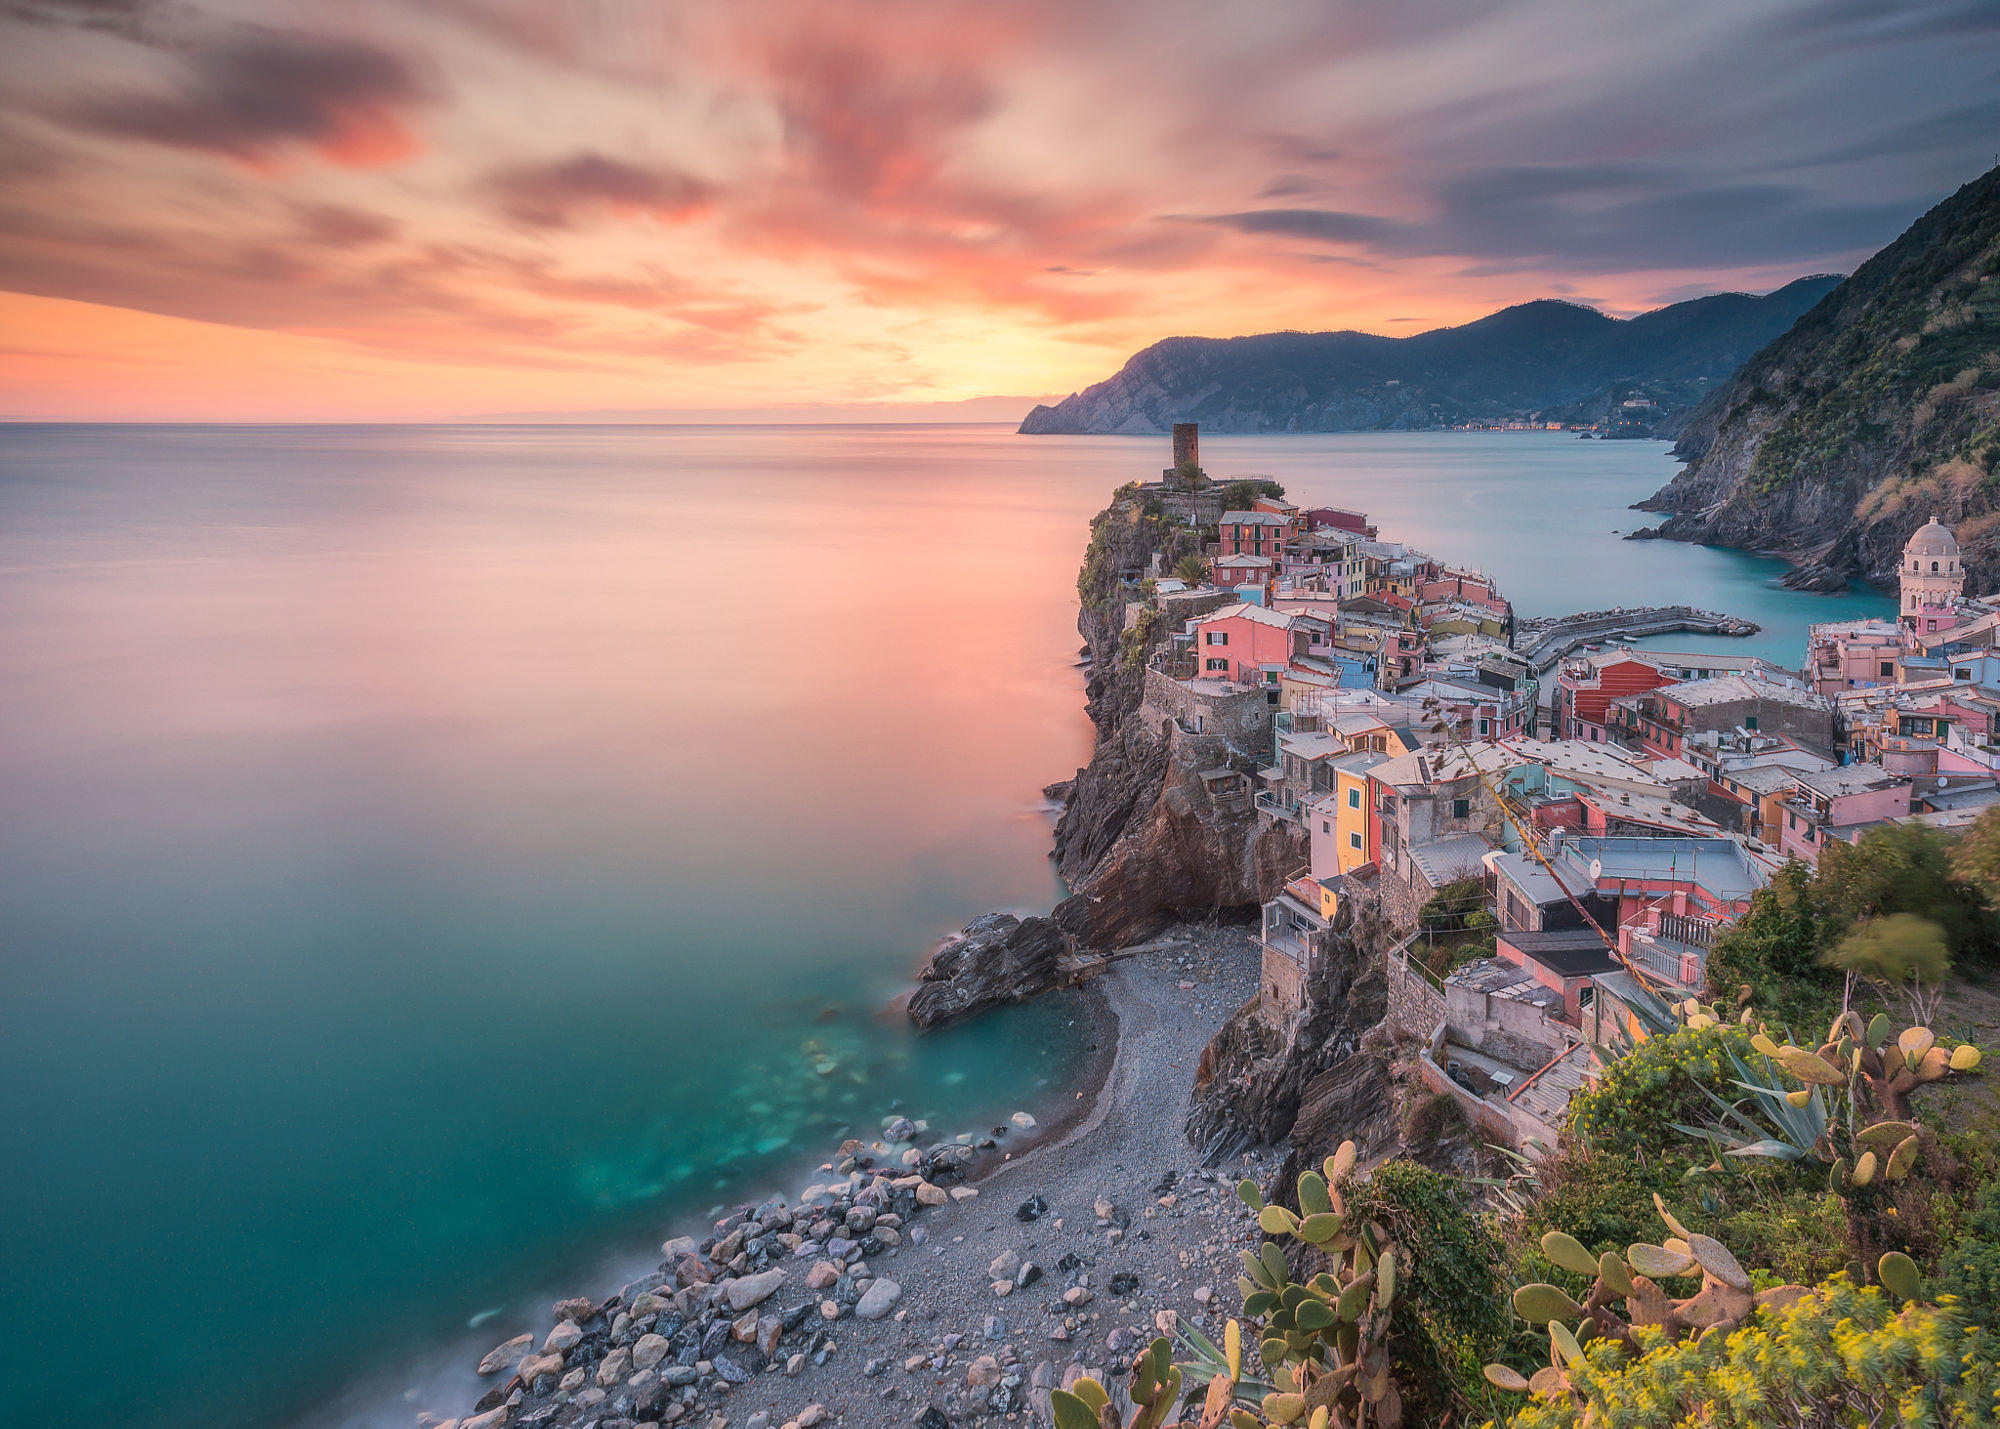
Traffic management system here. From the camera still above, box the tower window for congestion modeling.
[1933,561,1941,573]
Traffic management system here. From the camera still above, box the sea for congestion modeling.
[0,424,1893,1428]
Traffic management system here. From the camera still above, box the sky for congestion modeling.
[1,0,1997,421]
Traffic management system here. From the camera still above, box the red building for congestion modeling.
[1551,654,1675,742]
[1302,507,1378,539]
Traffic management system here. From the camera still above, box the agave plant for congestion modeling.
[1666,1000,1979,1189]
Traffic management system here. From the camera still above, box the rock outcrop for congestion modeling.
[1636,162,2000,590]
[907,913,1068,1029]
[1185,891,1390,1162]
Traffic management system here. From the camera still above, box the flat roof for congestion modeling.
[1409,832,1493,885]
[1552,834,1767,902]
[1658,674,1829,711]
[1491,850,1582,907]
[1498,928,1620,979]
[1794,763,1901,798]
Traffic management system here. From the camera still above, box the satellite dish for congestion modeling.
[1589,858,1604,882]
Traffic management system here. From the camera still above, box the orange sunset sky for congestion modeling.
[2,0,1997,421]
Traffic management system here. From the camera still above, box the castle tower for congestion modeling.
[1900,518,1964,632]
[1171,422,1199,472]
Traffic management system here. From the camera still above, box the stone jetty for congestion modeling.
[1511,603,1760,670]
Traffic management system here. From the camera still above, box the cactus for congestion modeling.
[1482,1198,1809,1406]
[1174,1140,1409,1428]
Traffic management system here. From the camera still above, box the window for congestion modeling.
[1478,718,1490,735]
[1881,661,1895,677]
[1347,788,1361,809]
[1933,561,1941,572]
[1322,820,1331,834]
[1452,797,1470,819]
[1349,831,1363,850]
[1744,715,1758,731]
[1205,657,1228,672]
[1205,631,1228,646]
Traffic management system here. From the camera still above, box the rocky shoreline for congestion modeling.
[423,926,1271,1429]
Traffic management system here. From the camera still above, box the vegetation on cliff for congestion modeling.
[1642,163,2000,589]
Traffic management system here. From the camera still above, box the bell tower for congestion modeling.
[1900,518,1964,631]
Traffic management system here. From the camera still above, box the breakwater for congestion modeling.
[1512,605,1761,671]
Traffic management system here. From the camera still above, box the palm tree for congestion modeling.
[1173,553,1210,585]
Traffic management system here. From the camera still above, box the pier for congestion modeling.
[1512,604,1760,671]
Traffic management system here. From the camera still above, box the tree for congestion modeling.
[1952,802,2000,905]
[1172,553,1211,585]
[1822,913,1952,1022]
[1816,823,1994,963]
[1172,458,1206,490]
[1218,478,1284,511]
[1702,862,1841,1029]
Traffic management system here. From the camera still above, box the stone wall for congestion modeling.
[1383,944,1446,1040]
[1138,666,1274,758]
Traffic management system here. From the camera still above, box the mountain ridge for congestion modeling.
[1019,276,1843,437]
[1636,164,2000,592]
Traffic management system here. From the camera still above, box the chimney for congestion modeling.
[1172,422,1199,472]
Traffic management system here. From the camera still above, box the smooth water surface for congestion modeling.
[0,425,1884,1428]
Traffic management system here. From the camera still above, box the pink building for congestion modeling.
[1191,603,1306,684]
[1807,618,1903,694]
[1302,507,1378,539]
[1210,553,1272,590]
[1417,568,1508,616]
[1219,510,1292,560]
[1777,763,1912,864]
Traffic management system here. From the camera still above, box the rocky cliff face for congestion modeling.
[1638,164,2000,591]
[1018,281,1840,436]
[1048,492,1303,950]
[1184,890,1479,1180]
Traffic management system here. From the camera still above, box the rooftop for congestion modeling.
[1793,762,1903,798]
[1195,602,1296,631]
[1551,834,1769,903]
[1220,510,1291,526]
[1498,927,1621,979]
[1409,831,1494,886]
[1656,674,1829,712]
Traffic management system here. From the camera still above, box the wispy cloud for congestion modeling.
[0,0,1995,417]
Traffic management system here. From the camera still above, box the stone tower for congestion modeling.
[1900,518,1964,628]
[1172,422,1199,472]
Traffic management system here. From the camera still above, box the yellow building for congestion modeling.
[1312,749,1388,875]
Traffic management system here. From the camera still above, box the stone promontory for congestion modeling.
[907,913,1068,1029]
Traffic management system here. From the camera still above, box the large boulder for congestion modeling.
[907,914,1068,1029]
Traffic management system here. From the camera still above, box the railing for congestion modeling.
[1656,911,1720,947]
[1254,791,1303,822]
[1626,934,1704,988]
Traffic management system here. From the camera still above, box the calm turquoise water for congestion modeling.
[0,425,1885,1428]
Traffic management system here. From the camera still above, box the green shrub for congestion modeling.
[1565,1023,1753,1157]
[1341,1160,1513,1427]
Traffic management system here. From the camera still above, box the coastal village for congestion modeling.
[437,426,2000,1429]
[1121,423,2000,1147]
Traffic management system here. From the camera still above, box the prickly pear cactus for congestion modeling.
[1163,1140,1408,1428]
[1483,1197,1818,1405]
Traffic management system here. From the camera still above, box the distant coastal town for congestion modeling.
[436,425,1999,1429]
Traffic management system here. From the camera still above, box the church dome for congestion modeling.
[1905,518,1959,562]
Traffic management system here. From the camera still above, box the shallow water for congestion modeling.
[0,424,1886,1427]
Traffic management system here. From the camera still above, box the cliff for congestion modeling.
[1048,492,1305,949]
[1018,279,1840,437]
[1638,164,2000,591]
